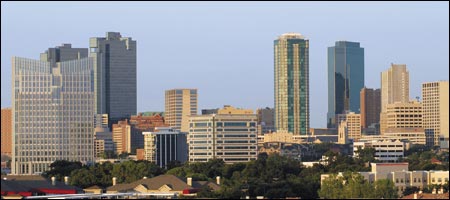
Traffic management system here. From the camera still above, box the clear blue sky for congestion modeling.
[1,2,449,128]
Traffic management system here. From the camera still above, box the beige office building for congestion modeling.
[165,89,198,132]
[188,106,258,163]
[1,108,12,156]
[380,101,422,134]
[336,112,361,141]
[422,81,449,147]
[381,64,409,112]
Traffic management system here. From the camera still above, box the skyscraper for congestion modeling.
[12,45,94,174]
[360,88,381,129]
[422,81,449,147]
[274,33,309,135]
[380,64,409,134]
[381,64,409,112]
[90,32,137,128]
[327,41,364,128]
[165,89,198,132]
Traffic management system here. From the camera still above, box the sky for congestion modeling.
[1,2,449,128]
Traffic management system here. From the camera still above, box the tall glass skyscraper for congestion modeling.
[274,33,309,135]
[90,32,137,128]
[327,41,364,128]
[12,45,94,174]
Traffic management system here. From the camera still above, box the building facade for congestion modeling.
[165,89,198,132]
[1,108,12,157]
[142,127,187,168]
[188,106,258,163]
[354,139,404,162]
[422,81,449,147]
[256,107,275,135]
[360,127,426,145]
[12,45,94,174]
[360,88,381,130]
[90,32,137,128]
[380,101,422,135]
[112,115,167,154]
[327,41,365,128]
[381,64,410,112]
[336,112,361,141]
[274,33,309,135]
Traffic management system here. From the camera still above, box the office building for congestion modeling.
[256,107,275,134]
[142,127,187,168]
[112,114,167,154]
[94,114,113,158]
[90,32,137,128]
[380,101,422,135]
[327,41,365,128]
[353,139,404,162]
[381,64,410,112]
[12,45,94,174]
[360,88,381,130]
[165,89,198,132]
[1,108,12,157]
[274,33,309,135]
[336,112,361,141]
[422,81,449,147]
[188,105,258,163]
[360,127,426,145]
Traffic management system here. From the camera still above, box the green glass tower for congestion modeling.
[274,33,309,135]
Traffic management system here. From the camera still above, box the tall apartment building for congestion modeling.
[1,108,12,157]
[143,127,187,168]
[336,112,361,141]
[188,105,258,163]
[327,41,365,128]
[422,81,449,147]
[165,89,198,132]
[12,45,94,174]
[112,114,167,154]
[90,32,137,128]
[360,88,381,130]
[274,33,309,135]
[380,101,422,135]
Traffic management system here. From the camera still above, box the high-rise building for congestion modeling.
[380,101,422,135]
[327,41,365,128]
[1,108,12,157]
[422,81,449,147]
[381,64,409,112]
[12,45,94,174]
[90,32,137,128]
[188,105,258,163]
[360,88,381,129]
[165,89,198,132]
[143,127,187,168]
[274,33,309,135]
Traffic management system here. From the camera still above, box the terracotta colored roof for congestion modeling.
[431,158,442,164]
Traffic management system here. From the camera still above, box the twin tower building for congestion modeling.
[12,32,136,174]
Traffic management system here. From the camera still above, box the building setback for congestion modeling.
[327,41,365,128]
[12,44,94,174]
[274,33,309,135]
[90,32,137,128]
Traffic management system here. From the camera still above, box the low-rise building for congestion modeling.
[353,139,404,162]
[143,127,187,168]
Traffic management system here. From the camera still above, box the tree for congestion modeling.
[70,168,96,188]
[43,160,82,181]
[373,179,398,199]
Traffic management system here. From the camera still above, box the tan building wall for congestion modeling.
[336,112,361,141]
[112,120,131,154]
[1,108,12,156]
[380,101,422,134]
[381,64,409,112]
[360,88,381,129]
[218,105,253,115]
[422,81,449,146]
[263,130,302,144]
[165,89,197,132]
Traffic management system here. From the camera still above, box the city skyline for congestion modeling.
[1,2,449,128]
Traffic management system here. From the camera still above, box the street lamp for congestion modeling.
[212,114,216,159]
